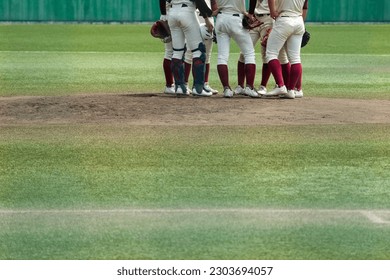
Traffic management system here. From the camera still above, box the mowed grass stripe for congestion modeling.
[1,208,390,224]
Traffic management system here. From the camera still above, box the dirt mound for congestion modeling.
[1,94,389,126]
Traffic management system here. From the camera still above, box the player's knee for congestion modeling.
[172,45,186,60]
[266,51,278,64]
[165,50,173,60]
[278,53,289,64]
[238,53,245,63]
[288,57,301,64]
[192,42,206,62]
[244,52,256,64]
[184,51,192,64]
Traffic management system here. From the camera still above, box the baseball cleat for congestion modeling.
[280,89,296,99]
[223,87,234,98]
[164,85,176,94]
[262,85,287,97]
[185,83,192,94]
[175,86,190,96]
[234,85,245,95]
[244,86,259,98]
[294,89,303,98]
[257,85,267,95]
[192,87,212,97]
[204,83,219,94]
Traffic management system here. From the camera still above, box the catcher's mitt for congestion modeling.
[242,14,262,30]
[261,28,272,47]
[301,30,310,48]
[150,20,171,43]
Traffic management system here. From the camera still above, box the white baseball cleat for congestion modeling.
[234,85,245,95]
[192,87,212,97]
[294,89,303,98]
[263,85,287,97]
[204,83,218,94]
[164,85,175,94]
[257,85,267,95]
[244,87,259,98]
[175,86,190,96]
[185,83,192,94]
[282,89,296,99]
[223,87,234,98]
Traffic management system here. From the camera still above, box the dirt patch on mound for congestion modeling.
[1,94,389,126]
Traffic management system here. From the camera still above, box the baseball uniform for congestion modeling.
[183,0,218,94]
[160,1,175,94]
[235,0,289,96]
[162,0,213,96]
[215,0,259,98]
[264,0,308,99]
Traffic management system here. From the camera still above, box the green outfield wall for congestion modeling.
[0,0,389,22]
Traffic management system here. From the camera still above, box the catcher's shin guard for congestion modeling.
[192,43,206,93]
[171,58,186,92]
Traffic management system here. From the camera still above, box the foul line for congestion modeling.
[360,211,390,224]
[0,208,389,224]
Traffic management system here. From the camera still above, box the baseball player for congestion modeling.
[263,0,309,99]
[160,0,175,94]
[214,0,259,98]
[234,0,290,96]
[160,0,214,97]
[184,0,218,94]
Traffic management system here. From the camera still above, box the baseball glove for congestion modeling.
[150,20,171,43]
[242,14,262,30]
[301,30,310,48]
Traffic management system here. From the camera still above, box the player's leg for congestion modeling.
[265,17,292,96]
[235,54,246,95]
[215,15,233,98]
[231,20,258,98]
[163,41,175,94]
[279,44,291,91]
[203,34,218,94]
[294,71,304,98]
[285,17,305,98]
[168,11,188,95]
[258,18,274,95]
[184,45,192,93]
[181,13,211,96]
[235,28,259,96]
[197,13,217,94]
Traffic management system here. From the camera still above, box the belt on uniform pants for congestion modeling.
[218,12,240,17]
[256,13,270,17]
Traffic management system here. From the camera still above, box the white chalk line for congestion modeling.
[359,211,390,224]
[0,208,389,224]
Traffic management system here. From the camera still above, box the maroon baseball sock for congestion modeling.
[245,63,256,89]
[217,64,230,89]
[288,63,302,90]
[268,59,284,87]
[237,61,245,87]
[295,71,302,90]
[205,63,210,83]
[261,63,271,87]
[163,58,173,86]
[281,62,291,87]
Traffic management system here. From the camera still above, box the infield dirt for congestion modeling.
[1,94,390,126]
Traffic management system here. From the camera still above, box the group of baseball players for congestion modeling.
[158,0,308,99]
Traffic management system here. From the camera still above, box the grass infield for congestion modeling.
[0,23,390,260]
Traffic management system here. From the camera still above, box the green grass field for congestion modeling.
[1,23,390,260]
